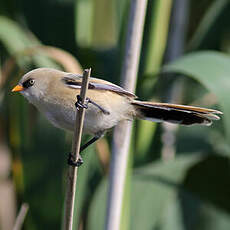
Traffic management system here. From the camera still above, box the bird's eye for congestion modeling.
[22,78,35,88]
[29,79,35,86]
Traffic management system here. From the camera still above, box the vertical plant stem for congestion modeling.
[136,0,172,159]
[161,0,189,161]
[144,0,173,75]
[13,203,29,230]
[63,68,91,230]
[105,1,148,230]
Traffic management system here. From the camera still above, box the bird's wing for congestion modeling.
[62,74,137,98]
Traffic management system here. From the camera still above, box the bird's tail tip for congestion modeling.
[132,101,222,126]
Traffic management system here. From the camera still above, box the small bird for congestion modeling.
[12,68,222,165]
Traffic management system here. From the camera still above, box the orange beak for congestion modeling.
[11,85,24,92]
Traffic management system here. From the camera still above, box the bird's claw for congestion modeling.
[75,95,88,110]
[68,153,84,167]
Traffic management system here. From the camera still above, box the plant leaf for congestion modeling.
[187,0,229,50]
[87,155,200,230]
[164,51,230,143]
[0,16,58,68]
[88,153,230,230]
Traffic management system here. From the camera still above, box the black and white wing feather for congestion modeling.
[62,74,136,98]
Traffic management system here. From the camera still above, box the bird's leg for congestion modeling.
[67,131,105,167]
[80,135,101,152]
[86,97,110,115]
[75,95,110,115]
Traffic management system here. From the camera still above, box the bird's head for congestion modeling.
[11,68,64,104]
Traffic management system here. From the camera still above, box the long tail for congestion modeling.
[132,101,222,126]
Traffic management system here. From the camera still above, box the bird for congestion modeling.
[12,68,222,166]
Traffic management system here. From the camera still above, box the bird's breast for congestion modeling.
[38,91,135,135]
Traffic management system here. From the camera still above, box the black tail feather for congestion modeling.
[132,101,221,126]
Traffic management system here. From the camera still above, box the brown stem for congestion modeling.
[63,68,91,230]
[13,203,29,230]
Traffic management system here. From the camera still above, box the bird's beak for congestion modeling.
[11,85,24,92]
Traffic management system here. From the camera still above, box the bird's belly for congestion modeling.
[43,106,75,132]
[83,109,120,134]
[42,104,126,135]
[38,93,135,135]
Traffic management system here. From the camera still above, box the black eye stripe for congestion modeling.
[22,78,35,88]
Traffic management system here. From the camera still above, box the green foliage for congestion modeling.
[144,0,173,76]
[188,0,230,50]
[88,155,230,230]
[0,16,32,54]
[75,0,118,48]
[164,51,230,142]
[0,16,59,68]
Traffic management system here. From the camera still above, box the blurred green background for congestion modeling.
[1,0,230,229]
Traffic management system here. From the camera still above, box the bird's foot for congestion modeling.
[67,153,84,167]
[75,95,88,110]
